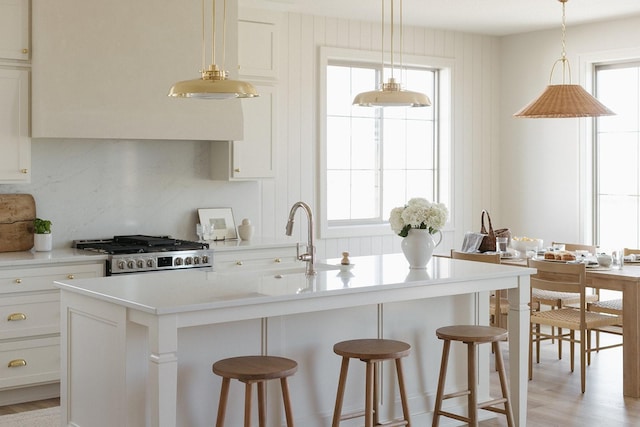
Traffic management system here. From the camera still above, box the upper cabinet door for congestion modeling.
[238,11,279,80]
[0,68,31,183]
[31,0,244,141]
[0,0,30,61]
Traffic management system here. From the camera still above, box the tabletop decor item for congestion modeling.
[33,217,53,252]
[390,198,447,269]
[478,210,510,253]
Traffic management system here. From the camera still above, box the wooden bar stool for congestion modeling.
[432,325,514,427]
[332,338,411,427]
[212,355,297,427]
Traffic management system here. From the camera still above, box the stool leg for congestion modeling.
[395,357,411,425]
[493,341,514,427]
[245,382,252,427]
[332,357,350,427]
[373,361,380,426]
[365,360,374,427]
[216,377,231,427]
[432,339,451,427]
[257,381,266,427]
[467,342,478,427]
[280,377,295,427]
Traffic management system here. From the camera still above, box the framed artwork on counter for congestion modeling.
[198,208,238,240]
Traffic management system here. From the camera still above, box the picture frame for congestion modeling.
[197,208,238,240]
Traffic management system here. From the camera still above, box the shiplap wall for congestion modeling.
[261,12,502,259]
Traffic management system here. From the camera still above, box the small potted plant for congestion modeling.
[34,218,53,252]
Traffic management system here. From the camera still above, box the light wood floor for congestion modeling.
[0,397,59,415]
[480,332,640,426]
[2,335,639,424]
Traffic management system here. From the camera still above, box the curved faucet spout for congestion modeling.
[285,201,316,275]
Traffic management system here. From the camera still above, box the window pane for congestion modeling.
[595,63,640,249]
[326,60,439,226]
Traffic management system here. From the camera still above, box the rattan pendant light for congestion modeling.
[168,0,258,99]
[353,0,430,108]
[514,0,613,118]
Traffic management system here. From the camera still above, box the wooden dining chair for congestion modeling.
[528,259,622,393]
[551,242,597,254]
[450,251,507,328]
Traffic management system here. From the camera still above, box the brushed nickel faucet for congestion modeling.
[285,201,316,275]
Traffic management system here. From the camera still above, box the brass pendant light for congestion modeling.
[353,0,431,108]
[168,0,258,99]
[514,0,613,118]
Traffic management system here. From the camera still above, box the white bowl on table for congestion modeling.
[510,237,544,255]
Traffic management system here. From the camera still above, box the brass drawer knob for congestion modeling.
[8,359,27,368]
[15,278,22,284]
[7,313,27,321]
[22,48,29,54]
[20,169,28,174]
[67,274,75,279]
[236,261,243,266]
[274,258,282,263]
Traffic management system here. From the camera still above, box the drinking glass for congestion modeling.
[496,237,509,254]
[612,249,624,270]
[196,224,204,242]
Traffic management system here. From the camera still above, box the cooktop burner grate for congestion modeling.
[73,235,209,255]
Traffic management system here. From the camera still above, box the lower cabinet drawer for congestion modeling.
[0,293,59,340]
[0,336,60,389]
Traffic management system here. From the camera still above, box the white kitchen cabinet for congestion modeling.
[211,83,276,180]
[238,9,279,80]
[0,0,30,62]
[0,261,104,405]
[31,0,243,141]
[0,67,30,184]
[212,241,297,271]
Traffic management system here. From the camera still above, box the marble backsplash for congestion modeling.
[0,139,260,249]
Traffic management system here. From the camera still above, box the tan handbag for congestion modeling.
[478,210,511,253]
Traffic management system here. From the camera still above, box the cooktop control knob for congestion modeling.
[147,259,154,268]
[127,260,135,269]
[193,257,200,265]
[202,255,209,264]
[185,257,193,265]
[118,260,126,270]
[175,258,183,266]
[136,259,144,268]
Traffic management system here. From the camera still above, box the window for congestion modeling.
[319,48,451,238]
[594,62,640,249]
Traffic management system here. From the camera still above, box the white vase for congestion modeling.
[34,233,52,252]
[401,229,441,269]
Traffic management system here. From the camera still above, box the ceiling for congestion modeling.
[240,0,640,36]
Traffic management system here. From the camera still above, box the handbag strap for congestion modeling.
[480,210,494,235]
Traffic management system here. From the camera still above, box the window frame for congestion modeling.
[318,47,453,239]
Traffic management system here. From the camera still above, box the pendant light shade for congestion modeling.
[168,0,258,99]
[514,84,614,118]
[353,0,430,108]
[514,0,613,118]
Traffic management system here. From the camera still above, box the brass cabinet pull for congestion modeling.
[234,168,240,173]
[236,261,243,266]
[274,258,282,263]
[67,274,75,279]
[20,169,28,174]
[22,48,29,54]
[7,313,27,321]
[15,278,22,284]
[8,359,27,368]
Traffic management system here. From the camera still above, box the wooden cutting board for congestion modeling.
[0,194,35,252]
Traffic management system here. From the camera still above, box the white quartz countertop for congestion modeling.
[0,248,108,267]
[54,254,533,316]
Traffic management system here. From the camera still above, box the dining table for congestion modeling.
[502,255,640,398]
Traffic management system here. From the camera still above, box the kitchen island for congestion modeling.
[54,254,532,426]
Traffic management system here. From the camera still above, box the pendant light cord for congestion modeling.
[201,0,206,72]
[548,0,572,85]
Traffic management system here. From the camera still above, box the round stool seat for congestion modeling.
[333,338,411,360]
[436,325,508,343]
[213,356,297,382]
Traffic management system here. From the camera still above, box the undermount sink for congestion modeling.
[267,262,341,277]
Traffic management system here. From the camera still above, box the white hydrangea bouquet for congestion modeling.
[389,198,448,237]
